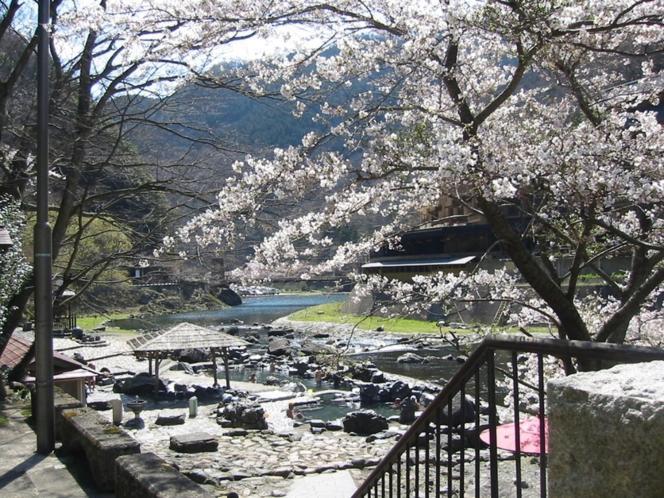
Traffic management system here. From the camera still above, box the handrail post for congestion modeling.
[487,351,499,498]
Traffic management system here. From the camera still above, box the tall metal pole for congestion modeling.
[35,0,54,455]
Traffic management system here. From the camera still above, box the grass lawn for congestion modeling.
[289,302,446,334]
[76,312,136,334]
[288,302,550,336]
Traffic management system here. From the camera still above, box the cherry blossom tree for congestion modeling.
[176,1,663,347]
[0,0,297,351]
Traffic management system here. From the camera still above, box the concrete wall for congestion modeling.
[547,361,664,498]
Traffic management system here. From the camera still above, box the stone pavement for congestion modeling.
[0,398,112,498]
[286,470,358,498]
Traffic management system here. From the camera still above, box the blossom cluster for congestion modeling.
[132,1,664,344]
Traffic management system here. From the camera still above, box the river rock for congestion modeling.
[359,383,381,404]
[244,334,259,344]
[386,380,412,401]
[178,348,208,363]
[371,371,386,384]
[264,376,280,386]
[309,419,326,428]
[325,421,343,431]
[349,362,378,382]
[439,396,476,427]
[300,340,333,355]
[113,372,165,394]
[396,352,429,364]
[342,410,389,436]
[268,338,290,356]
[218,401,268,430]
[173,361,195,374]
[282,381,306,393]
[292,360,309,376]
[218,287,242,306]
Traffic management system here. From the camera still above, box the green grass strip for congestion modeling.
[288,302,550,336]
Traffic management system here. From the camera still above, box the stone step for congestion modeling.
[169,432,218,453]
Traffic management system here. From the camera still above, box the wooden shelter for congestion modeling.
[127,322,249,389]
[2,335,100,403]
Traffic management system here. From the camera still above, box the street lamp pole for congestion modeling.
[35,0,54,454]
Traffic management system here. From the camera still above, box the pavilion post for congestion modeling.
[222,347,230,389]
[211,348,219,387]
[148,357,153,376]
[154,357,161,393]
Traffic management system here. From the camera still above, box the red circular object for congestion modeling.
[480,416,549,454]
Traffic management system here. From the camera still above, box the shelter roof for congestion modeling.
[25,368,96,383]
[362,255,477,269]
[0,335,32,370]
[127,322,249,353]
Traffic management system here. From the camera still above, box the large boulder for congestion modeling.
[291,359,309,376]
[359,383,381,404]
[342,410,389,436]
[548,361,664,498]
[264,375,280,386]
[349,362,378,382]
[267,328,289,337]
[282,381,306,393]
[396,353,429,364]
[173,361,195,374]
[371,371,386,384]
[178,348,208,363]
[218,287,242,306]
[268,338,291,356]
[387,380,412,401]
[218,401,268,430]
[300,340,333,355]
[113,372,165,394]
[439,396,476,427]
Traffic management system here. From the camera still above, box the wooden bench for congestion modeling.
[59,407,140,491]
[115,452,214,498]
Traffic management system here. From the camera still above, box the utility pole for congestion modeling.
[35,0,54,455]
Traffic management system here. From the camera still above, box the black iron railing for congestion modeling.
[353,335,664,498]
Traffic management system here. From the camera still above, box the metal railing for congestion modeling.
[353,335,664,498]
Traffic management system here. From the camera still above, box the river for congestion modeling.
[110,293,347,330]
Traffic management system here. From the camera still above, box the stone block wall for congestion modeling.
[55,401,213,496]
[53,386,83,440]
[548,361,664,498]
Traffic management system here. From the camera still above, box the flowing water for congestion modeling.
[109,293,346,329]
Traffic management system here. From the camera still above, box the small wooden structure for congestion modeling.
[2,335,100,403]
[127,322,249,389]
[54,289,77,330]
